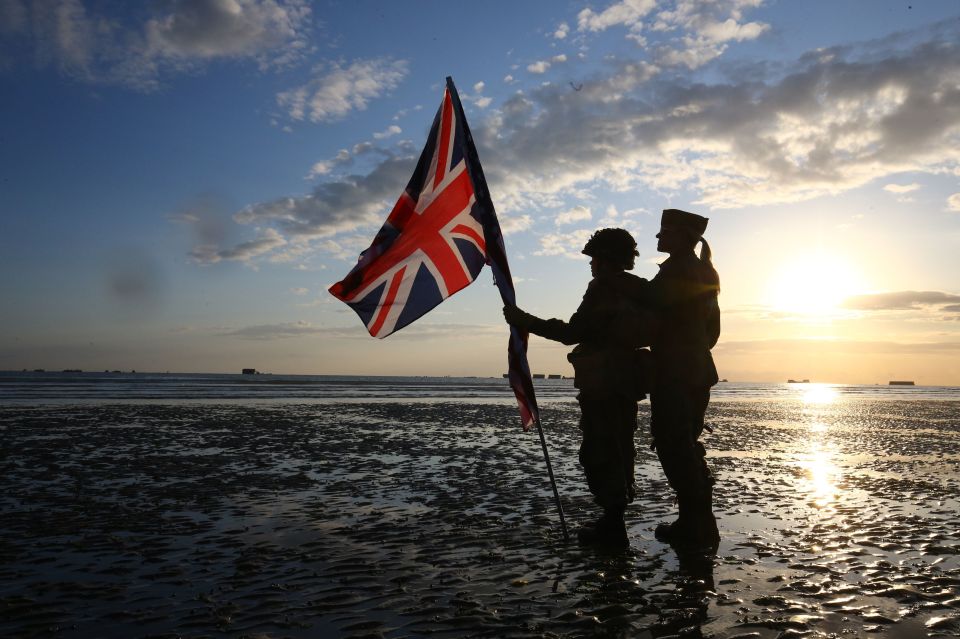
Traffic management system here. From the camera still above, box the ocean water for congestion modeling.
[0,369,957,403]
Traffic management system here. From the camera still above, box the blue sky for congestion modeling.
[2,0,959,383]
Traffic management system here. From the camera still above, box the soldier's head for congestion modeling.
[582,228,639,274]
[656,208,708,255]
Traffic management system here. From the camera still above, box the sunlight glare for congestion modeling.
[767,251,863,317]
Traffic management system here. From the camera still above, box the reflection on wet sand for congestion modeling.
[1,398,959,638]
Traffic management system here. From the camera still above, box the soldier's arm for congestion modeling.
[504,283,597,345]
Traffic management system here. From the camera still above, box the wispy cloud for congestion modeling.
[233,156,415,240]
[842,290,960,311]
[716,337,960,355]
[220,320,502,340]
[526,53,567,74]
[578,0,770,68]
[883,182,921,194]
[220,320,328,339]
[555,205,592,225]
[1,0,313,90]
[190,228,287,265]
[534,228,593,260]
[204,19,960,267]
[277,57,408,122]
[373,124,402,139]
[948,193,960,212]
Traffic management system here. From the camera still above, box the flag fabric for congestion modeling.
[329,77,539,429]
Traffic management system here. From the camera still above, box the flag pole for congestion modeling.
[535,418,570,543]
[443,75,568,544]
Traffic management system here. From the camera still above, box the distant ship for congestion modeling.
[888,380,915,386]
[547,374,562,379]
[787,379,810,383]
[242,368,259,375]
[533,373,545,379]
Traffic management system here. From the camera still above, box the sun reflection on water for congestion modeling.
[801,384,838,405]
[801,442,839,509]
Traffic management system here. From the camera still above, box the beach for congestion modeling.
[2,393,960,638]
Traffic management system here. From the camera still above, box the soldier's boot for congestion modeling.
[654,496,691,543]
[694,490,720,550]
[656,491,719,551]
[577,506,628,548]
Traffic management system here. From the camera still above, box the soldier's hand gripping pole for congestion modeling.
[535,418,570,544]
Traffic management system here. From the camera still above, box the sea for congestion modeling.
[1,370,957,404]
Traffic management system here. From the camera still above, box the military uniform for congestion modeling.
[525,270,650,513]
[634,210,721,547]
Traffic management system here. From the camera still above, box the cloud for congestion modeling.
[883,182,921,194]
[473,80,485,92]
[948,193,960,212]
[577,0,656,33]
[2,0,312,89]
[482,20,960,210]
[212,20,960,267]
[220,320,501,341]
[554,22,569,40]
[535,228,593,260]
[842,290,960,311]
[373,124,402,139]
[144,0,312,67]
[527,60,550,74]
[190,227,286,264]
[577,0,769,70]
[555,205,592,225]
[499,214,533,234]
[526,54,568,75]
[715,337,960,356]
[306,148,352,179]
[221,320,328,339]
[234,155,416,240]
[277,57,408,122]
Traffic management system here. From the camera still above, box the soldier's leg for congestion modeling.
[651,386,715,546]
[577,396,633,546]
[578,397,632,509]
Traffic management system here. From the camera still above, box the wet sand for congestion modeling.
[1,398,959,638]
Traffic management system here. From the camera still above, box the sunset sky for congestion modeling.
[2,0,959,384]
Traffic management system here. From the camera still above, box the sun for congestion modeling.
[767,251,863,317]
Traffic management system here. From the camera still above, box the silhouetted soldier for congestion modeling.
[637,209,721,549]
[503,229,653,547]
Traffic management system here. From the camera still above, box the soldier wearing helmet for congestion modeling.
[503,227,654,547]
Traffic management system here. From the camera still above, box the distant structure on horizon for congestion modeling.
[889,380,915,386]
[242,368,259,375]
[548,374,562,380]
[787,379,810,383]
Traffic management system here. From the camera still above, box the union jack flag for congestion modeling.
[329,77,539,429]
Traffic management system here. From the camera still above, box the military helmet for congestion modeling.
[581,227,639,270]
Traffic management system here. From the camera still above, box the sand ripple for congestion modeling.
[1,398,958,637]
